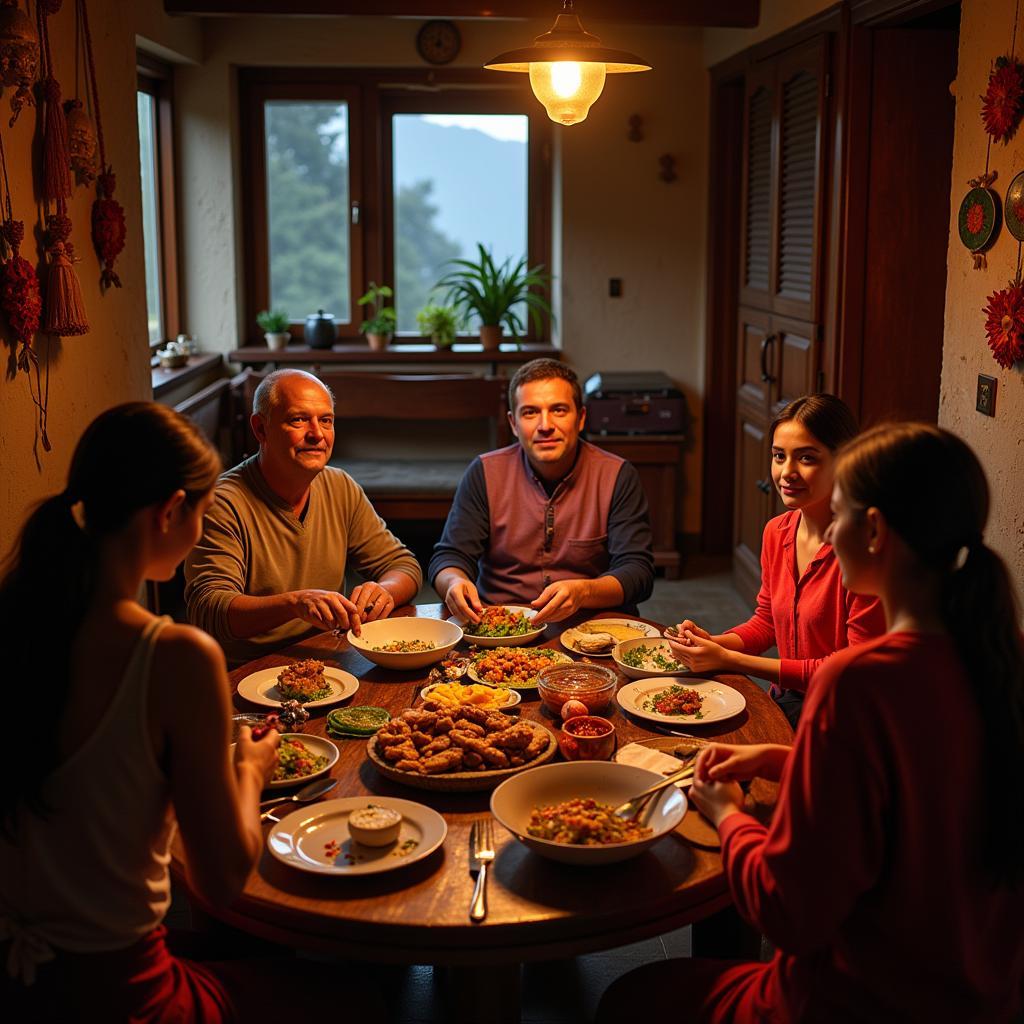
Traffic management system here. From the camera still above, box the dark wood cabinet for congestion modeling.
[588,434,684,580]
[733,35,829,603]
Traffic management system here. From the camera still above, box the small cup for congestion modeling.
[557,715,617,762]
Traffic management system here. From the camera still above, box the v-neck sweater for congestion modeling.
[184,457,421,665]
[729,510,885,692]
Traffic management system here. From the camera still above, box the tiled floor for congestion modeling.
[170,567,756,1022]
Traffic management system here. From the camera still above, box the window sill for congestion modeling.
[152,353,223,399]
[228,342,559,367]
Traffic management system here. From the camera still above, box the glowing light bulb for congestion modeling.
[551,62,582,98]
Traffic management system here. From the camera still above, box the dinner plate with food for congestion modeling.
[266,734,340,789]
[559,618,661,656]
[366,705,557,791]
[419,680,522,712]
[236,659,359,709]
[615,678,746,726]
[456,605,546,648]
[467,646,573,690]
[267,796,447,877]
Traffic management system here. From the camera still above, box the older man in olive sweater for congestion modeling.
[185,370,421,665]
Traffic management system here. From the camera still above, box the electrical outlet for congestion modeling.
[976,374,997,417]
[609,278,622,298]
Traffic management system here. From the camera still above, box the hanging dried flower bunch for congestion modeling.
[981,56,1024,143]
[0,0,38,126]
[983,280,1024,368]
[78,0,124,289]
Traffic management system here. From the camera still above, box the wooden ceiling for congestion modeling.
[162,1,759,27]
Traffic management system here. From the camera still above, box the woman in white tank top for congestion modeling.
[0,403,295,1022]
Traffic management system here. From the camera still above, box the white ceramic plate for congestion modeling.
[615,679,746,726]
[267,796,447,876]
[467,648,574,689]
[457,605,546,648]
[266,734,340,789]
[237,665,359,709]
[560,618,661,657]
[419,681,522,711]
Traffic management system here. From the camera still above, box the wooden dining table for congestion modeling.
[171,605,793,1022]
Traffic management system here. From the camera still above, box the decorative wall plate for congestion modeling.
[959,185,1001,254]
[1005,170,1024,241]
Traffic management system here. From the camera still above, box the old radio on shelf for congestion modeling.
[583,371,686,435]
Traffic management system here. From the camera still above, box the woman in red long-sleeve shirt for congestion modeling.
[599,423,1024,1023]
[669,394,885,726]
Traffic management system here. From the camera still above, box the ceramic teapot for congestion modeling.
[305,309,337,350]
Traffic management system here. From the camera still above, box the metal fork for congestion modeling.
[469,819,495,923]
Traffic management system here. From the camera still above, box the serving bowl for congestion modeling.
[612,637,689,680]
[490,760,686,865]
[557,715,617,762]
[346,617,463,670]
[457,605,546,648]
[536,661,618,715]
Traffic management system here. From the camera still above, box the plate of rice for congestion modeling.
[237,660,359,709]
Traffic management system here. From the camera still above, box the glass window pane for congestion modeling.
[137,91,163,345]
[393,113,529,335]
[265,101,350,324]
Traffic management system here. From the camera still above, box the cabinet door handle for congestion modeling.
[760,333,776,383]
[351,200,361,225]
[756,477,773,495]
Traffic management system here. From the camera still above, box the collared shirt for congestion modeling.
[729,510,885,692]
[428,440,654,609]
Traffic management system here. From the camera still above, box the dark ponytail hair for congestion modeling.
[836,423,1024,885]
[0,402,221,832]
[768,393,859,452]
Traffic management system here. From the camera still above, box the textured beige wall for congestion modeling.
[941,0,1024,601]
[174,17,708,531]
[0,0,154,547]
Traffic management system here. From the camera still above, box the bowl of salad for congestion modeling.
[612,637,690,680]
[266,734,339,789]
[458,605,546,648]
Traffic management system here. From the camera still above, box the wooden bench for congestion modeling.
[234,370,510,521]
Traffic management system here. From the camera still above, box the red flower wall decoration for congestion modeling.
[983,281,1024,368]
[982,57,1024,143]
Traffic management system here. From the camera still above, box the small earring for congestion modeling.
[868,545,876,554]
[161,523,169,535]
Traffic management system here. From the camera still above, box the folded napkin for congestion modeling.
[616,742,693,787]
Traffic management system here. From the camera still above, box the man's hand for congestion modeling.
[348,581,395,623]
[443,577,483,622]
[287,589,363,636]
[530,579,592,626]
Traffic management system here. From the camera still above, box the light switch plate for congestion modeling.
[976,374,997,417]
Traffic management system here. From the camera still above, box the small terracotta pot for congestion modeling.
[479,324,503,350]
[558,716,617,762]
[366,332,390,351]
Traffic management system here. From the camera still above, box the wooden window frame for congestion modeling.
[137,54,181,348]
[239,68,552,346]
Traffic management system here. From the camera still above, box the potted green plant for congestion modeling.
[358,282,397,351]
[437,243,553,351]
[256,309,290,351]
[415,303,460,349]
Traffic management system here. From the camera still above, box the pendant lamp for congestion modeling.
[484,1,651,126]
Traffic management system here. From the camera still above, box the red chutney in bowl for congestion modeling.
[536,662,618,715]
[558,715,617,761]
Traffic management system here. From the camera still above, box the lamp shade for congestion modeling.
[485,6,651,127]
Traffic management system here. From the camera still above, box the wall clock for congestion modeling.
[416,20,461,66]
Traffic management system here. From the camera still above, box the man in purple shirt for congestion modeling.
[430,359,654,626]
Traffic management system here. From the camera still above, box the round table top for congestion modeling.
[175,605,793,966]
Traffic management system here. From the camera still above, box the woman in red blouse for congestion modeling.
[599,424,1024,1022]
[668,394,884,725]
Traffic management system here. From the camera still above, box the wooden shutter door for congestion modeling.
[740,64,775,311]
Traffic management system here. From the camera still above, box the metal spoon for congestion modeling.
[259,776,337,821]
[612,763,695,821]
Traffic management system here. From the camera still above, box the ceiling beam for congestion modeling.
[162,1,760,28]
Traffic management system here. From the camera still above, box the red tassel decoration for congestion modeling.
[1,219,41,364]
[44,210,88,336]
[92,168,123,288]
[78,0,125,290]
[37,2,70,202]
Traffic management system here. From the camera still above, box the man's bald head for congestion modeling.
[253,369,334,419]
